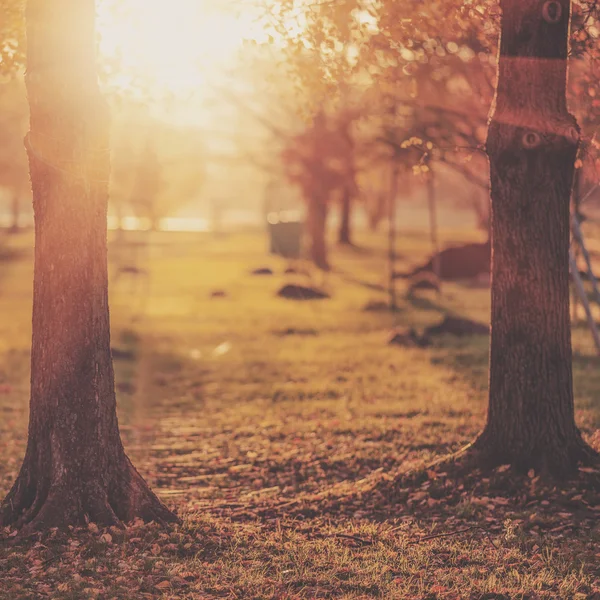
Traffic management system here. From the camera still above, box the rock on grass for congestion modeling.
[273,327,319,337]
[277,284,329,300]
[251,267,274,276]
[363,300,393,312]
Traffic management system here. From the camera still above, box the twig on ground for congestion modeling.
[276,525,374,546]
[422,441,475,472]
[409,525,498,550]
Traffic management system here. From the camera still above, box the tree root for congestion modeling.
[380,435,600,510]
[1,453,180,535]
[403,430,600,487]
[468,429,600,480]
[416,430,600,484]
[109,457,181,526]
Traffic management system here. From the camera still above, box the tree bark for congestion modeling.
[0,0,177,532]
[338,187,352,245]
[475,0,597,476]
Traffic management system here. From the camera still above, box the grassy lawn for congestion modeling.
[0,226,599,599]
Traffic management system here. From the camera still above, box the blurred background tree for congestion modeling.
[259,0,600,272]
[110,103,206,232]
[0,0,25,78]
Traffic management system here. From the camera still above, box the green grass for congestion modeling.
[0,227,599,599]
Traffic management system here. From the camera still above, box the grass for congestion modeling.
[0,225,599,599]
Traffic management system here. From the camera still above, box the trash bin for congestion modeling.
[267,211,303,259]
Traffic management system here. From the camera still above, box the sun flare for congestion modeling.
[97,0,273,99]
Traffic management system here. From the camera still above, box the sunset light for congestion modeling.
[2,0,600,594]
[96,0,296,99]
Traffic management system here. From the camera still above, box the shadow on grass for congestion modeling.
[334,267,386,293]
[405,293,450,314]
[429,337,489,392]
[428,329,600,432]
[0,247,29,263]
[336,241,397,258]
[0,233,32,265]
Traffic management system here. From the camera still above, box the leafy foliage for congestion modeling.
[267,0,600,212]
[0,0,25,76]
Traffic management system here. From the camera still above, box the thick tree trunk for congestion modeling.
[475,0,597,476]
[0,0,177,532]
[338,188,352,245]
[307,194,329,271]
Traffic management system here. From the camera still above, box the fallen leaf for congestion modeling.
[430,585,447,593]
[155,580,171,589]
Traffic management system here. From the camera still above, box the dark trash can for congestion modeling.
[267,212,303,259]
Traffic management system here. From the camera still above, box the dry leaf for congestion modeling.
[155,580,171,589]
[88,522,99,534]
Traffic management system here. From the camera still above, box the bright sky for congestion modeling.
[96,0,303,106]
[98,1,252,91]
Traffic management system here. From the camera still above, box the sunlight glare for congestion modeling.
[97,0,273,99]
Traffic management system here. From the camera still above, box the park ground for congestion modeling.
[0,224,599,599]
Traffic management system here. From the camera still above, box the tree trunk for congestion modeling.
[427,166,440,283]
[388,162,398,311]
[475,0,597,476]
[0,0,177,532]
[368,190,387,232]
[338,188,352,245]
[337,117,355,246]
[149,212,160,232]
[307,194,329,271]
